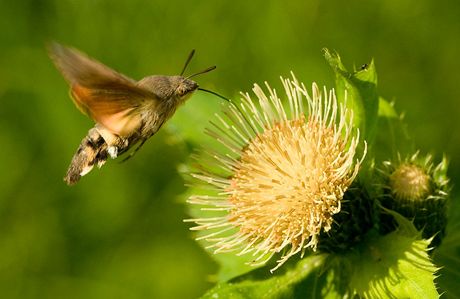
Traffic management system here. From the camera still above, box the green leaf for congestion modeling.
[373,109,413,162]
[338,211,440,298]
[433,190,460,298]
[433,227,460,298]
[200,255,327,299]
[373,96,416,161]
[211,253,261,282]
[378,97,398,118]
[169,92,224,146]
[180,184,260,282]
[323,49,379,146]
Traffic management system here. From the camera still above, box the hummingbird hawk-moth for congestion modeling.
[49,42,216,185]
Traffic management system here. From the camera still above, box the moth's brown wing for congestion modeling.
[48,42,137,87]
[48,42,159,136]
[70,84,157,136]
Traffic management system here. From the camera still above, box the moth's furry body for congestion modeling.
[49,43,202,185]
[135,75,196,139]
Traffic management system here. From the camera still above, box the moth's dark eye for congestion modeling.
[177,86,187,96]
[177,80,197,97]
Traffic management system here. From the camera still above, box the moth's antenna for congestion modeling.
[186,66,216,79]
[180,49,195,76]
[198,88,258,135]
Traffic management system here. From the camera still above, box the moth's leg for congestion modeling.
[95,124,128,159]
[107,146,118,159]
[121,138,147,163]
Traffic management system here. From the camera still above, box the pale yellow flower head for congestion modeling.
[187,74,366,271]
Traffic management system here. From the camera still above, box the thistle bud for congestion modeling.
[379,153,449,248]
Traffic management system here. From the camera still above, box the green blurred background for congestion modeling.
[0,0,459,298]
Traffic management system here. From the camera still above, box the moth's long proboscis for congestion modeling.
[198,88,258,135]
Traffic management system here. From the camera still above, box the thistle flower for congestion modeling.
[186,74,366,271]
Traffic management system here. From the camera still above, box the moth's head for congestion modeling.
[173,76,199,100]
[173,49,215,102]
